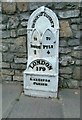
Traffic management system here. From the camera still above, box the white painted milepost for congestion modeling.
[24,6,59,98]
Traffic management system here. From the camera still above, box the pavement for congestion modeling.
[0,82,80,119]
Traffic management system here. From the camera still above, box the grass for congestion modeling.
[16,98,19,101]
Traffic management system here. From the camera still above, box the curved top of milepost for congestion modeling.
[27,6,59,30]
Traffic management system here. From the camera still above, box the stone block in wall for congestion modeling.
[14,58,27,63]
[76,60,82,65]
[2,43,9,52]
[71,51,80,59]
[17,28,27,36]
[60,74,71,79]
[17,2,29,12]
[60,67,72,74]
[2,69,14,75]
[59,47,71,54]
[59,56,74,66]
[73,67,80,80]
[11,63,26,70]
[7,16,19,29]
[73,31,80,39]
[60,21,72,37]
[13,75,23,81]
[53,2,66,9]
[1,24,6,30]
[2,30,11,38]
[10,43,26,53]
[2,3,16,14]
[2,52,14,62]
[15,53,27,58]
[2,62,10,68]
[1,75,12,81]
[68,39,80,46]
[21,21,28,27]
[70,18,80,24]
[2,38,14,44]
[2,15,8,24]
[71,24,78,30]
[0,3,1,13]
[74,46,82,51]
[9,36,26,53]
[59,40,67,47]
[20,12,30,21]
[66,80,79,88]
[29,2,52,11]
[58,10,80,18]
[15,70,23,76]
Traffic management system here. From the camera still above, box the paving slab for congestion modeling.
[8,94,64,118]
[2,82,22,118]
[0,83,2,120]
[1,82,80,119]
[59,89,80,118]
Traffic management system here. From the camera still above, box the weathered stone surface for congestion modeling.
[53,2,66,9]
[60,67,72,74]
[15,70,23,76]
[2,62,10,68]
[17,2,28,12]
[0,44,2,51]
[59,40,67,47]
[11,63,26,70]
[65,3,79,9]
[80,81,82,87]
[7,16,19,29]
[13,75,23,81]
[1,75,12,81]
[71,24,78,30]
[60,74,71,79]
[2,30,11,38]
[2,38,15,44]
[2,52,14,62]
[2,3,16,14]
[2,43,9,52]
[21,21,28,27]
[73,67,80,80]
[17,28,27,36]
[20,13,29,21]
[9,36,26,53]
[11,30,17,38]
[2,15,8,23]
[14,58,27,63]
[58,10,80,18]
[59,47,71,54]
[68,39,80,46]
[29,3,52,11]
[1,24,6,30]
[0,3,1,13]
[71,51,80,58]
[73,31,80,39]
[0,52,2,63]
[67,80,79,88]
[60,21,72,37]
[10,44,26,53]
[70,18,80,24]
[76,60,82,65]
[29,2,38,11]
[59,56,74,66]
[74,46,82,51]
[2,69,14,75]
[15,53,27,58]
[0,14,1,24]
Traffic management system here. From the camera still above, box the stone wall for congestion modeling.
[1,2,82,88]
